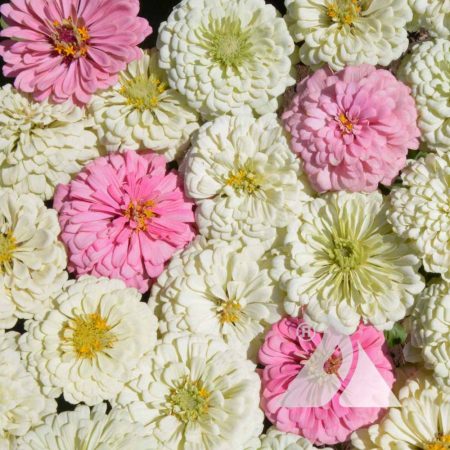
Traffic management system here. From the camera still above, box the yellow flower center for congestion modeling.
[324,353,343,375]
[52,17,89,59]
[218,299,242,324]
[124,200,156,232]
[0,231,16,272]
[168,378,211,423]
[425,435,450,450]
[330,236,366,270]
[119,74,167,111]
[62,313,116,359]
[226,166,262,195]
[338,112,355,133]
[327,0,362,26]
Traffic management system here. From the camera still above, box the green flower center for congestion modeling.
[425,435,450,450]
[217,299,242,324]
[168,378,211,423]
[119,74,168,111]
[330,236,365,270]
[226,166,262,195]
[327,0,362,26]
[0,231,16,272]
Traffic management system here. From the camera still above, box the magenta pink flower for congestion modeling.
[259,317,395,445]
[54,151,196,293]
[282,65,420,193]
[0,0,151,105]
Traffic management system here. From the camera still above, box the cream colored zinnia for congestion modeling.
[259,427,332,450]
[0,84,99,200]
[90,49,200,161]
[407,0,450,37]
[0,188,67,329]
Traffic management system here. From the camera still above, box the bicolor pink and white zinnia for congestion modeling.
[283,65,420,193]
[54,151,196,293]
[0,0,151,105]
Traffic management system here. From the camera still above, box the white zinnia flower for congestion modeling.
[388,153,449,281]
[183,114,313,248]
[352,373,450,449]
[151,237,281,360]
[90,49,200,161]
[0,330,56,443]
[0,84,99,200]
[157,0,297,119]
[19,276,158,406]
[273,191,424,334]
[17,403,154,450]
[398,39,450,154]
[285,0,411,70]
[407,0,450,37]
[116,333,264,450]
[259,427,332,450]
[0,189,67,329]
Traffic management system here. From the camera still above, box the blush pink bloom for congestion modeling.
[259,317,395,445]
[54,151,196,293]
[0,0,151,105]
[282,65,420,193]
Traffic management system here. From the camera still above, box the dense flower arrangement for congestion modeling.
[0,0,448,449]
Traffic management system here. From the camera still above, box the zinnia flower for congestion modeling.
[157,0,296,119]
[183,114,313,247]
[116,333,264,450]
[407,0,450,37]
[282,65,420,193]
[259,317,395,445]
[54,150,196,293]
[0,188,67,329]
[272,191,424,334]
[0,0,151,105]
[285,0,411,70]
[259,427,332,450]
[19,276,158,405]
[90,49,200,161]
[387,153,449,281]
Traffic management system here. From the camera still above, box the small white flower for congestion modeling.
[259,427,332,450]
[0,189,67,329]
[388,153,449,281]
[116,333,264,450]
[151,237,281,360]
[0,84,99,200]
[90,49,200,161]
[183,114,313,248]
[398,39,450,154]
[19,276,158,406]
[157,0,297,119]
[0,330,56,442]
[285,0,411,70]
[273,191,424,334]
[407,0,450,37]
[352,373,450,449]
[17,403,155,450]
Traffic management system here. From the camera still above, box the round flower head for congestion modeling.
[282,65,420,193]
[90,49,200,161]
[0,0,151,105]
[259,427,332,450]
[398,39,450,154]
[54,150,196,293]
[183,114,313,248]
[285,0,411,70]
[352,373,450,449]
[157,0,296,119]
[19,276,158,405]
[0,84,99,200]
[388,153,450,281]
[151,237,281,360]
[0,189,67,329]
[272,191,424,334]
[17,403,154,450]
[259,317,395,445]
[116,333,264,450]
[0,330,56,442]
[408,0,450,37]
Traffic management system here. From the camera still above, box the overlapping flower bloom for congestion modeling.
[0,0,151,105]
[0,84,99,200]
[388,153,449,281]
[90,49,200,161]
[408,0,450,37]
[54,150,196,293]
[259,427,332,450]
[157,0,296,118]
[398,39,450,154]
[0,189,67,329]
[272,191,424,333]
[285,0,411,70]
[183,114,313,247]
[282,65,420,193]
[19,276,158,405]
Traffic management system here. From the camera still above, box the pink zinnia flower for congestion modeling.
[54,151,196,293]
[259,317,395,445]
[0,0,151,105]
[282,65,420,193]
